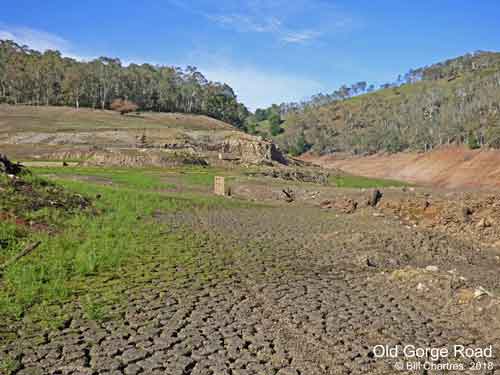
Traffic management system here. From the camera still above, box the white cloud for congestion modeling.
[0,25,83,59]
[201,64,324,110]
[208,14,282,33]
[281,30,323,44]
[201,0,354,45]
[209,12,323,44]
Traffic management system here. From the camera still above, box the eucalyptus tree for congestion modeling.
[0,39,249,126]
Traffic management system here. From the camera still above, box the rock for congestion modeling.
[320,198,357,213]
[249,167,329,184]
[476,217,492,229]
[339,198,358,214]
[456,289,475,303]
[456,287,492,304]
[277,368,299,375]
[366,258,377,268]
[367,189,383,207]
[308,191,320,199]
[461,206,473,222]
[474,286,492,298]
[223,134,287,165]
[320,200,334,209]
[83,149,209,168]
[281,189,295,203]
[425,265,439,272]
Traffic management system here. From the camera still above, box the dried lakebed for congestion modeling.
[2,205,500,374]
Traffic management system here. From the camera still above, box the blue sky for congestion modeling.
[2,0,500,110]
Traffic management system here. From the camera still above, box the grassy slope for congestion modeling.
[0,104,235,133]
[278,65,500,154]
[318,73,468,119]
[0,166,253,336]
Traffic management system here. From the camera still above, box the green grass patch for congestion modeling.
[177,167,219,186]
[32,165,240,190]
[0,357,21,375]
[33,166,173,190]
[0,167,255,330]
[330,174,408,188]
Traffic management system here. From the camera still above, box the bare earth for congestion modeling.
[3,176,500,375]
[306,146,500,190]
[2,106,500,374]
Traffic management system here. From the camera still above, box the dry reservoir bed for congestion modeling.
[2,199,500,374]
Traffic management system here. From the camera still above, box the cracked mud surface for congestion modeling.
[3,204,500,374]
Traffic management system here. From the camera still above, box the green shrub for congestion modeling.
[468,132,480,149]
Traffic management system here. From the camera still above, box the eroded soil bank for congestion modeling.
[305,146,500,190]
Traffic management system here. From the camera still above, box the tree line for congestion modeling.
[254,51,500,121]
[0,40,249,127]
[254,51,500,155]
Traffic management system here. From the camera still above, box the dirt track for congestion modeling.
[308,146,500,190]
[3,201,500,374]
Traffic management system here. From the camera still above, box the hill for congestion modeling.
[0,105,286,166]
[0,40,249,127]
[0,104,235,133]
[271,51,500,156]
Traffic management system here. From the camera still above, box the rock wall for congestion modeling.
[81,150,207,168]
[222,135,287,165]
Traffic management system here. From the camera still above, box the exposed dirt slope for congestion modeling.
[0,105,288,166]
[309,146,500,190]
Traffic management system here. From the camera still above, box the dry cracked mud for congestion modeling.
[2,204,500,374]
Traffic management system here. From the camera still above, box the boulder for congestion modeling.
[281,188,295,203]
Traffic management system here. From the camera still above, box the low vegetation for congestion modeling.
[0,161,403,329]
[329,174,407,189]
[254,51,500,155]
[0,165,251,330]
[110,98,139,115]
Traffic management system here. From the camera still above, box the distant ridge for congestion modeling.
[272,51,500,156]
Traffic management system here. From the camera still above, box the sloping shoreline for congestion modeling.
[305,146,500,190]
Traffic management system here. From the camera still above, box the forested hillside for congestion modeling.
[266,51,500,155]
[4,40,500,157]
[0,40,249,127]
